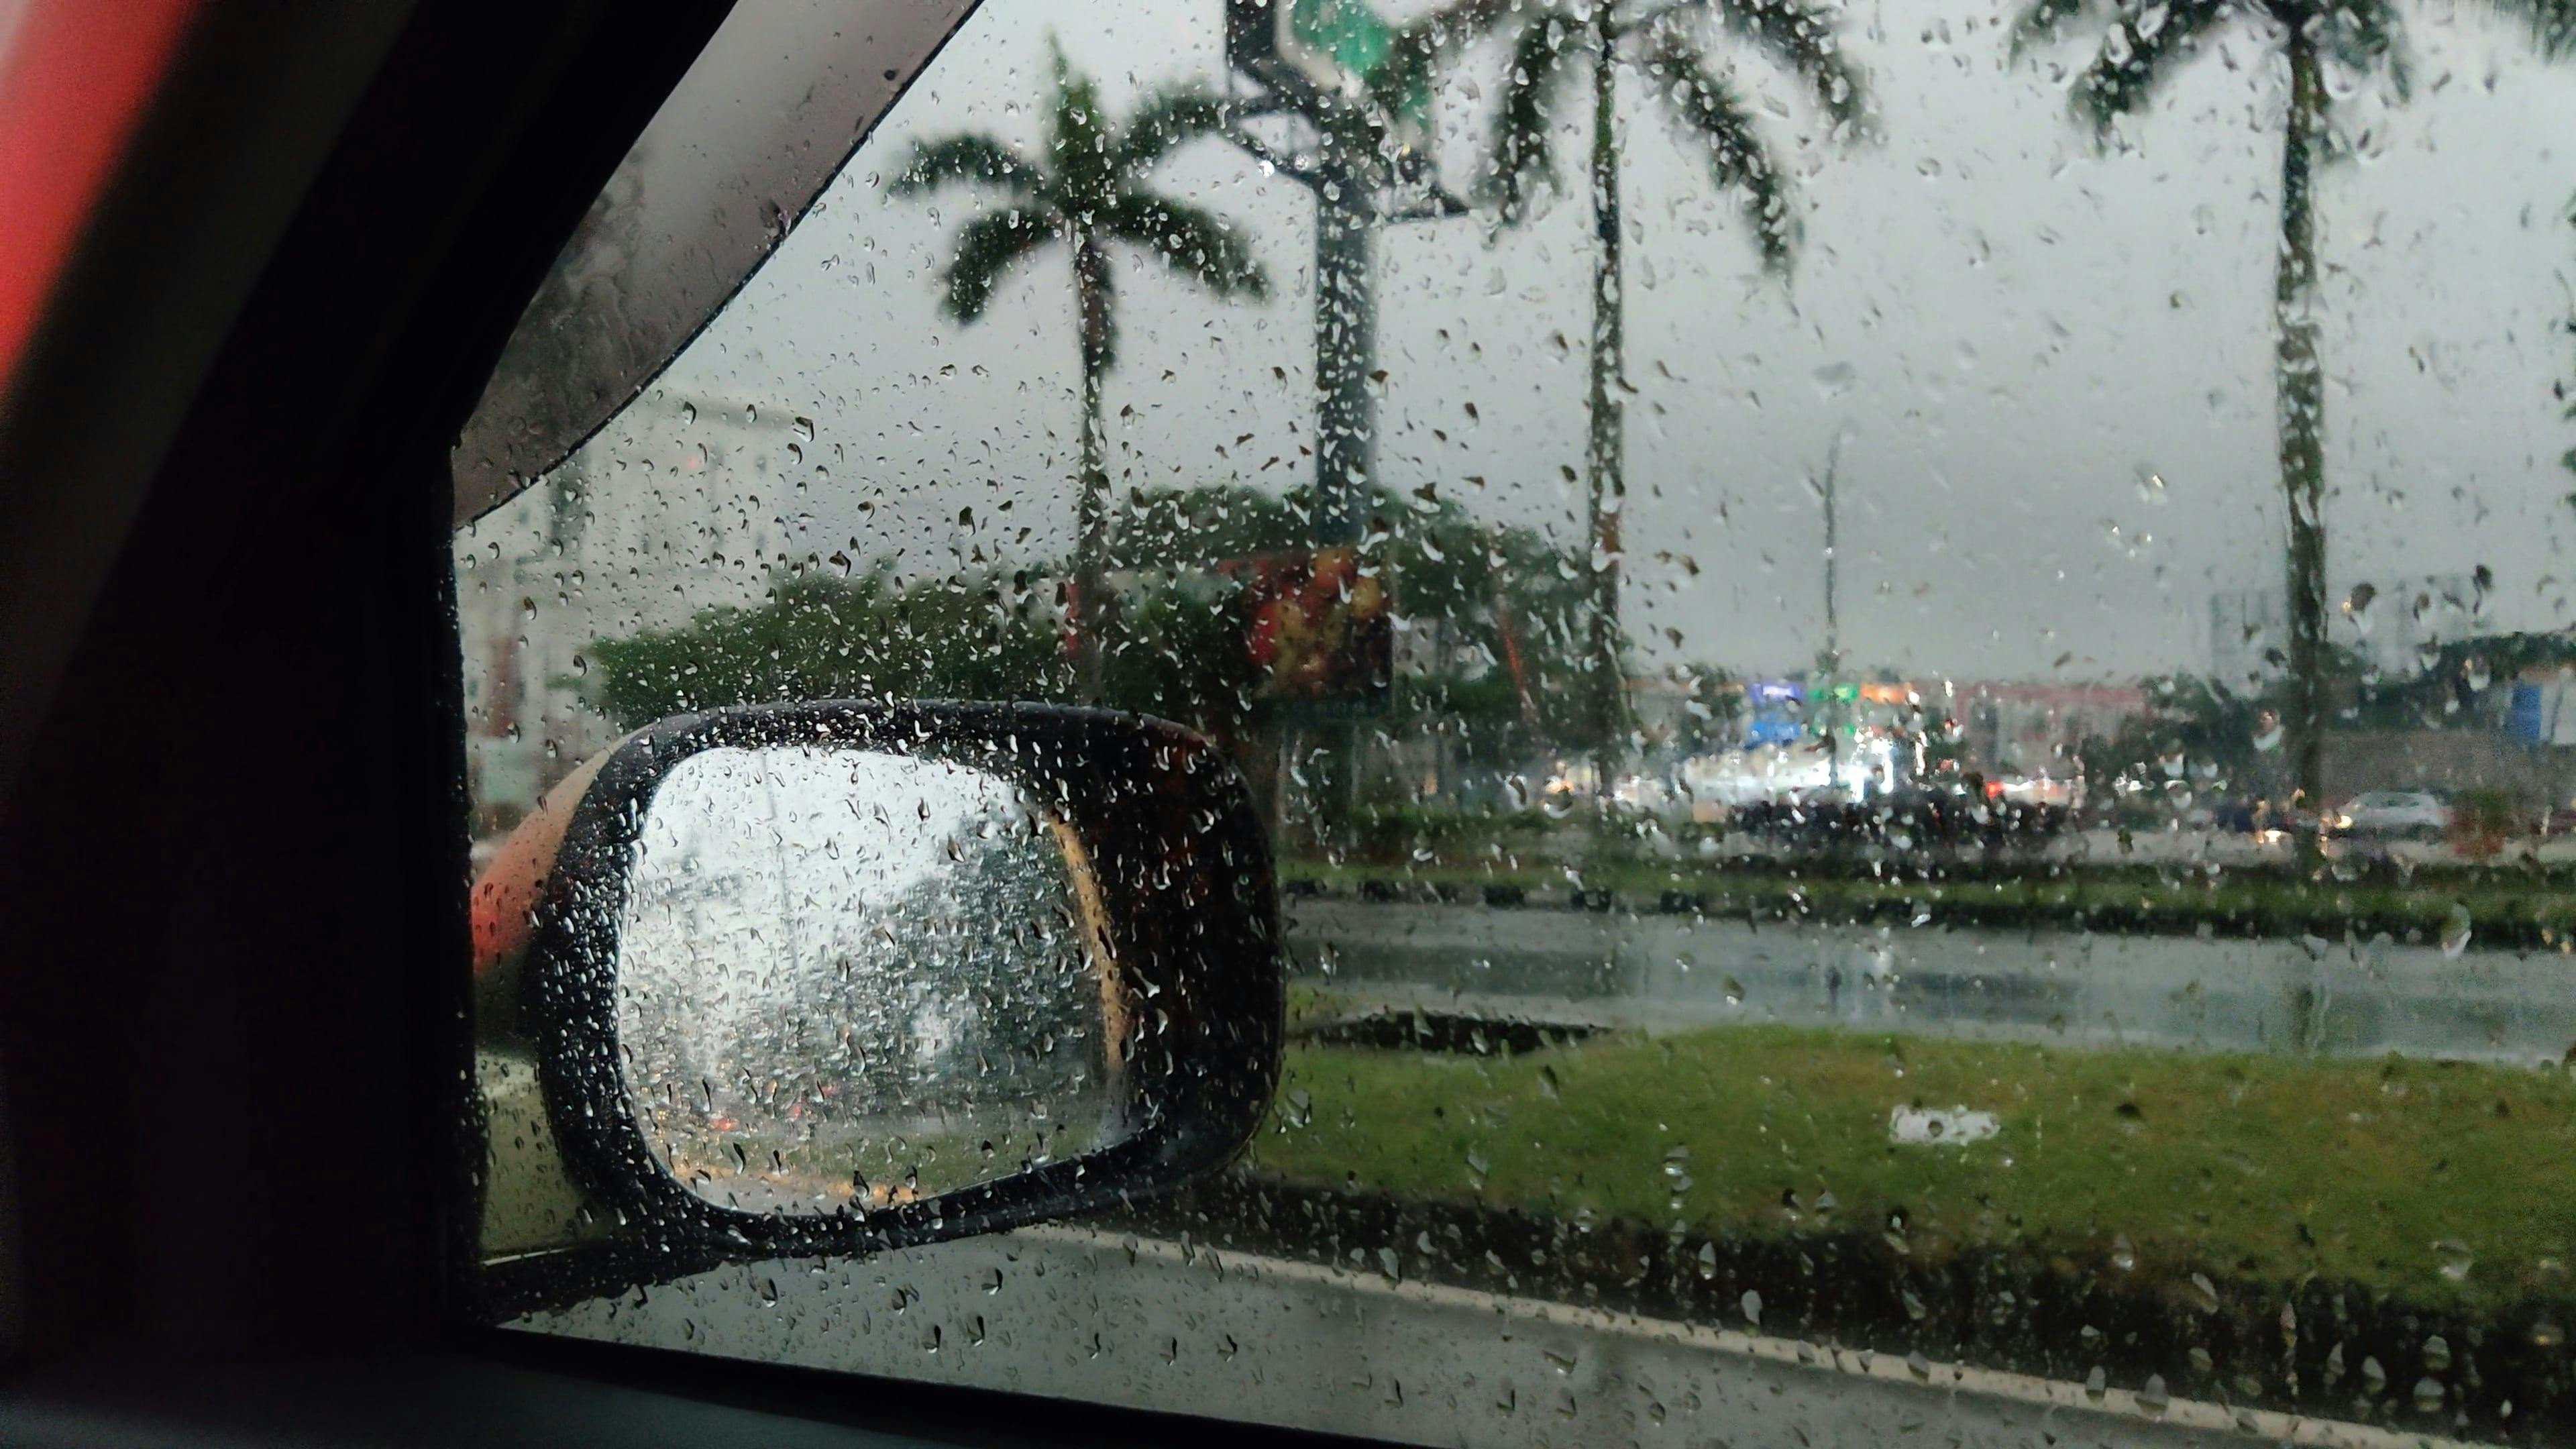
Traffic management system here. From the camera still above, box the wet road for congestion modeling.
[1287,900,2576,1064]
[529,1224,2468,1449]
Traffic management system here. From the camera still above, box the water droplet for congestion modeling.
[2441,905,2473,959]
[2434,1241,2475,1282]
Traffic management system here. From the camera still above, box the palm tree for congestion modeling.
[2012,0,2569,822]
[2560,192,2576,489]
[1453,1,1867,805]
[894,41,1268,698]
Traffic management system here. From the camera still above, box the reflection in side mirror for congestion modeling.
[500,702,1281,1305]
[619,745,1128,1212]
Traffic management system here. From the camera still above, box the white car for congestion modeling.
[2329,790,2453,839]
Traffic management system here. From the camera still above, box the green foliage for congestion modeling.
[2083,672,2273,800]
[2015,0,2412,134]
[1485,13,1580,221]
[2076,659,2420,802]
[1662,661,1746,758]
[1351,801,1554,863]
[1459,0,1864,263]
[2457,786,2520,827]
[1252,1023,2576,1309]
[1098,568,1265,744]
[589,568,1073,730]
[2495,0,2576,62]
[586,484,1618,764]
[2073,635,2544,804]
[1111,480,1614,757]
[892,38,1267,362]
[1643,26,1793,264]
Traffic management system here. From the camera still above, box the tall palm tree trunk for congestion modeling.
[1073,234,1114,702]
[2275,28,2328,830]
[1583,21,1629,814]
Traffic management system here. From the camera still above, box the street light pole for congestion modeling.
[1223,88,1462,847]
[1310,129,1377,549]
[1819,433,1843,796]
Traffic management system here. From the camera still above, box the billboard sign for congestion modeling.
[1225,545,1393,714]
[1744,679,1807,748]
[1226,0,1433,153]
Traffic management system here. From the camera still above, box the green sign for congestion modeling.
[1237,0,1432,141]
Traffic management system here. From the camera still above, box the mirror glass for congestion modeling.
[614,744,1130,1213]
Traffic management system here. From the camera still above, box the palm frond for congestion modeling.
[935,207,1055,323]
[1705,0,1870,130]
[1100,193,1269,300]
[2067,0,2235,129]
[2010,0,2099,56]
[1374,0,1518,116]
[1112,85,1231,174]
[1484,10,1584,223]
[1047,38,1116,207]
[1646,32,1794,270]
[2315,0,2411,99]
[891,133,1036,196]
[2488,0,2576,60]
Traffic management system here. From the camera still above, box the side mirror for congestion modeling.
[488,702,1280,1299]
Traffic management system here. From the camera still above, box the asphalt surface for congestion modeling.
[1289,900,2576,1064]
[527,1224,2479,1449]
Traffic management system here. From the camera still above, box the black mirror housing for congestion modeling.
[483,702,1281,1313]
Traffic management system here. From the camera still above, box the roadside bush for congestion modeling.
[2451,787,2520,860]
[1352,802,1555,863]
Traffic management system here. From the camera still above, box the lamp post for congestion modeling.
[1817,432,1843,796]
[1224,0,1466,845]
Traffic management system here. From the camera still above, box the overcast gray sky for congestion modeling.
[629,0,2576,684]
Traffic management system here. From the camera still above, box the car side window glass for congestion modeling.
[455,0,2576,1441]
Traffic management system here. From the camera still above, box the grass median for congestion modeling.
[1248,1022,2576,1312]
[1283,856,2576,949]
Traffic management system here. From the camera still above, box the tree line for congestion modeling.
[592,0,2576,822]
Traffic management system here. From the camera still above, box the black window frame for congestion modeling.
[0,4,1349,1444]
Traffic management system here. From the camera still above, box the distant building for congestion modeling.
[1957,682,2146,782]
[1668,675,1928,807]
[2341,574,2484,681]
[454,388,799,837]
[2211,575,2483,689]
[2210,587,2287,692]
